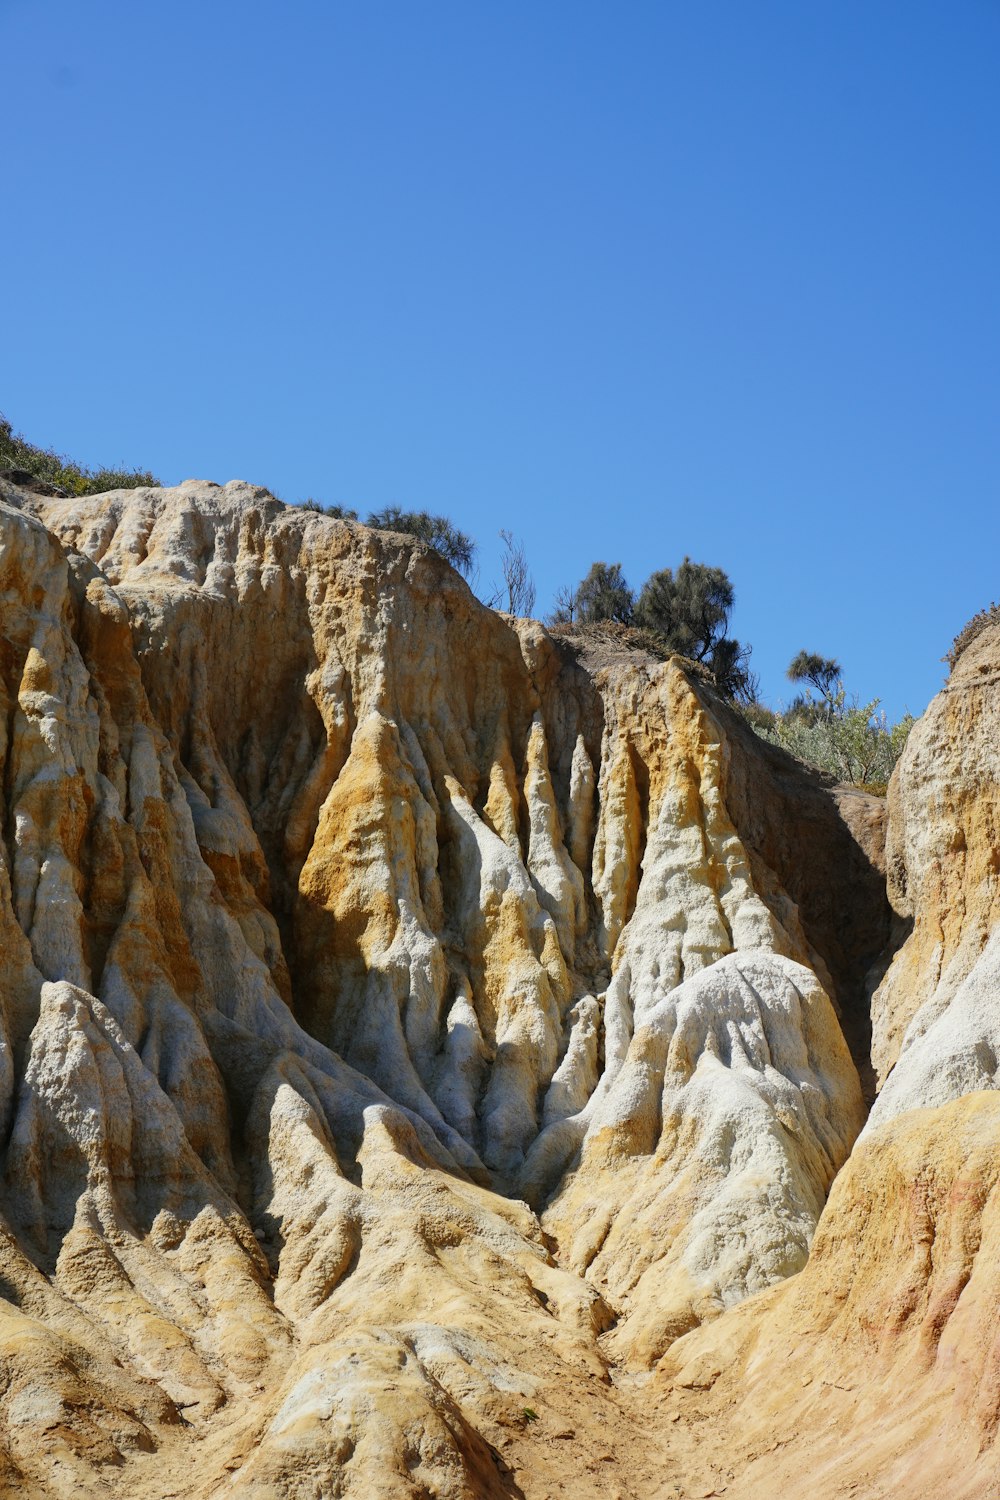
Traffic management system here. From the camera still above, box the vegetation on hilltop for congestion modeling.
[747,651,914,792]
[946,601,1000,672]
[550,556,914,791]
[0,413,160,495]
[300,498,477,578]
[366,506,477,576]
[550,555,755,701]
[2,416,917,790]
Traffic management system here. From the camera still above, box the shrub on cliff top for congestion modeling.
[295,499,478,577]
[0,413,160,495]
[299,499,359,518]
[366,506,477,576]
[550,555,756,702]
[946,603,1000,672]
[548,560,651,630]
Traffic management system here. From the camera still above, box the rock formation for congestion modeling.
[653,610,1000,1499]
[0,474,991,1498]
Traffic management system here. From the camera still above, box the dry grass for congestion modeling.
[946,603,1000,672]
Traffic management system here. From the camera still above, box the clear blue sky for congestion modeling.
[5,1,999,719]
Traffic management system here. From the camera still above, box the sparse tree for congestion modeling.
[634,557,733,660]
[574,561,635,624]
[366,506,477,577]
[633,556,752,698]
[549,584,579,625]
[489,530,536,616]
[787,650,842,701]
[784,651,843,721]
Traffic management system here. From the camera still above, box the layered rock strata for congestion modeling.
[0,479,893,1497]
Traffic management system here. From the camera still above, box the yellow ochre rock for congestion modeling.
[653,612,1000,1500]
[0,476,958,1498]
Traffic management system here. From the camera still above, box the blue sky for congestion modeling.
[5,0,999,719]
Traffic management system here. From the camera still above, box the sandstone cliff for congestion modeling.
[0,475,980,1499]
[653,613,1000,1500]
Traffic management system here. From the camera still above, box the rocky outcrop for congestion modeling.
[651,612,1000,1500]
[0,477,904,1497]
[869,616,1000,1105]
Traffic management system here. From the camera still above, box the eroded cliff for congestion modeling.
[0,476,968,1500]
[651,612,1000,1500]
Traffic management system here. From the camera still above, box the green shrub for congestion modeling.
[553,561,634,625]
[0,413,160,494]
[753,687,914,790]
[366,506,476,576]
[299,499,359,517]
